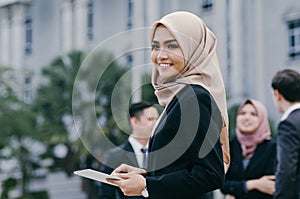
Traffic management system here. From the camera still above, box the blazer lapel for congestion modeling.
[123,141,139,167]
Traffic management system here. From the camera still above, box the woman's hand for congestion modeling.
[247,175,275,195]
[107,164,147,196]
[111,164,147,175]
[107,173,146,196]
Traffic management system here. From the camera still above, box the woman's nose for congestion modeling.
[157,49,168,59]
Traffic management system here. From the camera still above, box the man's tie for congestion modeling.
[141,148,148,169]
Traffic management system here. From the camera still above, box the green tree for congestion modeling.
[0,67,40,198]
[34,50,86,173]
[34,50,132,199]
[35,49,131,175]
[72,49,131,159]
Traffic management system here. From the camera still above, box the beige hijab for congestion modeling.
[150,11,230,171]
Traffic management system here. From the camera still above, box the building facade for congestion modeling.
[1,0,299,118]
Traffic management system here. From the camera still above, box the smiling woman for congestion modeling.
[221,99,277,199]
[107,11,230,199]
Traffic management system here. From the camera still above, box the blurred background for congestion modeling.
[0,0,299,198]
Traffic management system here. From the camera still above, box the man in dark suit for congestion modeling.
[271,69,300,199]
[98,101,160,199]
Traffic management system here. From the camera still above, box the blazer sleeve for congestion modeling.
[221,177,247,197]
[275,119,300,199]
[220,140,247,197]
[146,86,224,199]
[221,179,247,197]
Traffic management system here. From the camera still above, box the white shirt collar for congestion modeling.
[280,103,300,121]
[128,135,148,168]
[128,135,147,151]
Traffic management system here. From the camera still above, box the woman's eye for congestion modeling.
[151,44,159,50]
[239,111,246,116]
[251,112,257,116]
[168,44,178,49]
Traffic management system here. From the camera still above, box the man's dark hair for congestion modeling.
[129,101,154,119]
[271,69,300,102]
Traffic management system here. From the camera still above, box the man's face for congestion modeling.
[132,107,159,139]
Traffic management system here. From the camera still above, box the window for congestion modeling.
[87,0,93,40]
[288,19,300,59]
[202,0,213,10]
[23,76,32,103]
[127,54,133,66]
[127,0,133,29]
[25,18,32,54]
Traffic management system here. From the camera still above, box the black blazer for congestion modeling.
[146,85,224,199]
[220,137,276,199]
[275,108,300,199]
[99,140,142,199]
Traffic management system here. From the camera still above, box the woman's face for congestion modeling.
[236,103,260,134]
[151,25,185,81]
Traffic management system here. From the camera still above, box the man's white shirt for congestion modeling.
[280,103,300,121]
[128,136,148,168]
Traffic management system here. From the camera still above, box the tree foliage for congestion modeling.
[34,50,86,174]
[34,50,131,176]
[0,67,40,198]
[35,51,85,144]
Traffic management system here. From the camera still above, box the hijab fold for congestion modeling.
[150,11,230,171]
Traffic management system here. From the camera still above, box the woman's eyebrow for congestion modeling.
[152,39,177,45]
[165,39,177,44]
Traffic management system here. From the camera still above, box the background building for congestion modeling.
[1,0,299,118]
[0,0,300,198]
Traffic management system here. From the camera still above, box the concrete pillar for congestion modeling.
[10,4,26,70]
[146,0,160,26]
[228,0,244,101]
[213,0,229,87]
[253,0,265,102]
[0,7,10,66]
[169,0,179,11]
[74,0,88,50]
[61,0,73,53]
[130,0,148,103]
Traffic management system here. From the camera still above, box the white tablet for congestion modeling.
[74,169,121,186]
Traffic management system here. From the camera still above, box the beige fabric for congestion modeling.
[150,11,230,171]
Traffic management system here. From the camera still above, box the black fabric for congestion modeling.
[99,141,143,199]
[146,85,224,199]
[275,109,300,199]
[221,137,276,199]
